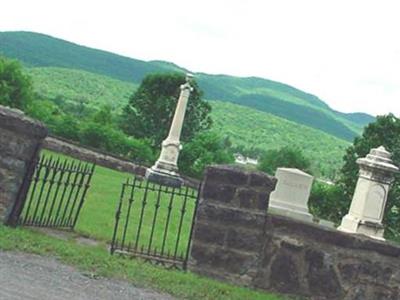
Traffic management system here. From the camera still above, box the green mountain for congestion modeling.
[26,67,136,111]
[0,31,374,141]
[23,66,347,177]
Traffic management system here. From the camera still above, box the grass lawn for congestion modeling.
[10,150,293,299]
[0,224,286,300]
[23,150,197,259]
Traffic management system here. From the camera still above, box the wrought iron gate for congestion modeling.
[111,177,201,270]
[19,154,95,229]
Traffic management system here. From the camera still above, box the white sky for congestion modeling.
[1,0,399,116]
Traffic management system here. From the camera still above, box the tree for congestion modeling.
[337,114,400,238]
[0,56,34,110]
[179,131,234,178]
[121,73,212,147]
[257,146,312,175]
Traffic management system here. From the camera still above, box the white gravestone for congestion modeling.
[338,146,399,240]
[269,168,314,222]
[146,74,193,187]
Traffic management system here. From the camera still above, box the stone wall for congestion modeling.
[43,136,201,188]
[190,165,400,300]
[43,136,147,176]
[0,106,47,225]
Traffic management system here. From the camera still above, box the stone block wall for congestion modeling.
[190,165,400,300]
[190,165,277,285]
[43,137,147,176]
[0,106,47,225]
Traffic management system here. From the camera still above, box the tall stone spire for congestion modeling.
[145,74,194,187]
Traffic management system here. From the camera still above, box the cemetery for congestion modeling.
[1,71,400,299]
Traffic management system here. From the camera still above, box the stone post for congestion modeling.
[0,106,48,225]
[338,146,399,240]
[189,165,277,284]
[268,168,314,222]
[146,74,193,187]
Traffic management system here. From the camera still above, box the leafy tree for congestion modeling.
[80,122,155,164]
[121,73,212,147]
[309,182,346,224]
[0,56,34,110]
[92,104,113,125]
[258,146,312,175]
[179,131,234,178]
[337,114,400,238]
[52,115,81,141]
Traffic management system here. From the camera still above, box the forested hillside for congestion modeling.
[22,66,347,177]
[0,31,374,141]
[211,101,349,178]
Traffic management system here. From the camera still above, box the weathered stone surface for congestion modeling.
[202,182,236,204]
[269,253,300,293]
[204,165,249,186]
[190,165,400,300]
[237,187,258,209]
[191,241,257,275]
[44,137,147,176]
[0,105,47,224]
[196,203,266,228]
[248,172,277,189]
[192,222,226,246]
[0,106,47,138]
[305,249,343,298]
[226,227,264,252]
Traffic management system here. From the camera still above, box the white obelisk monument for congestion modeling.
[146,74,193,187]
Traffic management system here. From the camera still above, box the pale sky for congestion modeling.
[1,0,399,116]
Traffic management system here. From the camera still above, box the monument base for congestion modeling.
[338,214,385,240]
[269,202,314,223]
[145,167,183,188]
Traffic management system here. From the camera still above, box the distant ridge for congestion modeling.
[0,31,375,141]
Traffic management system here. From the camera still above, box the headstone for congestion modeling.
[269,168,314,222]
[338,146,399,240]
[146,74,193,187]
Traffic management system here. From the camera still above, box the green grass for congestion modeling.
[22,149,197,260]
[7,149,287,299]
[0,224,284,300]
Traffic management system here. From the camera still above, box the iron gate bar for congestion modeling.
[173,186,190,260]
[21,155,45,225]
[183,182,201,270]
[52,160,74,226]
[134,180,150,250]
[19,154,95,229]
[147,183,162,253]
[72,163,96,228]
[44,159,68,226]
[110,176,202,270]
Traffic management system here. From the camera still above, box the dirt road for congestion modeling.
[0,251,174,300]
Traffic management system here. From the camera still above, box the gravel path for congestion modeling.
[0,251,174,300]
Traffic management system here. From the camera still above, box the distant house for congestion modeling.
[234,153,258,166]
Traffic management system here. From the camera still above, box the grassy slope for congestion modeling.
[211,101,349,175]
[28,67,348,175]
[0,31,374,140]
[27,67,136,110]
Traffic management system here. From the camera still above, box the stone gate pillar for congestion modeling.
[338,146,399,240]
[0,106,48,225]
[189,165,276,284]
